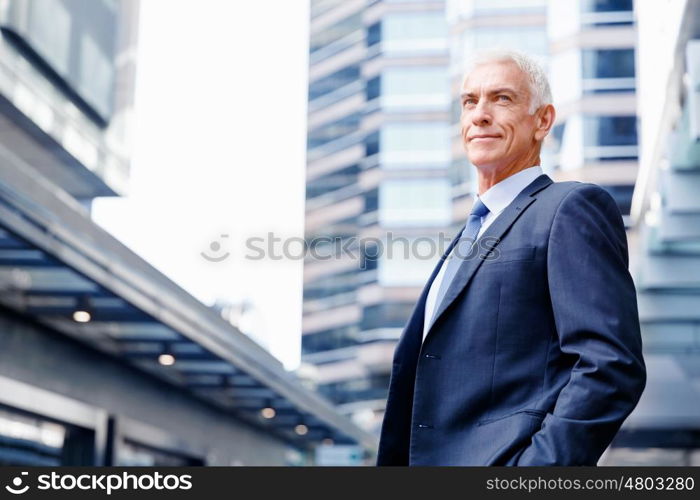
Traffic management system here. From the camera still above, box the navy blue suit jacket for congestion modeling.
[376,174,646,466]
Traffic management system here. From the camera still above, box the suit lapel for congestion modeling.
[416,219,467,310]
[422,174,553,345]
[393,218,468,361]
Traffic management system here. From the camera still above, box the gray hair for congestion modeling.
[461,48,552,114]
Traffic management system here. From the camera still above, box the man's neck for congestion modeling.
[476,156,541,195]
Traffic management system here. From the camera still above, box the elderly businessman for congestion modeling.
[376,49,646,466]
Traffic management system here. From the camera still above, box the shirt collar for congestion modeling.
[477,165,544,217]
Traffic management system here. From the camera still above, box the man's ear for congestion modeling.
[534,104,556,142]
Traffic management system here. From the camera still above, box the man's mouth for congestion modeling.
[469,134,501,142]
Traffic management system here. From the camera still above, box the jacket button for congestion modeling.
[424,353,441,359]
[417,423,433,429]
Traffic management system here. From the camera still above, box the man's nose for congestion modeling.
[470,100,492,126]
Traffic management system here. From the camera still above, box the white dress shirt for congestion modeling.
[422,165,544,341]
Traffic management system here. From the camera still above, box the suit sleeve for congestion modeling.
[516,184,647,466]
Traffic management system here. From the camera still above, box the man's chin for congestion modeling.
[467,154,502,168]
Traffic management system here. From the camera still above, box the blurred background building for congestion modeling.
[546,0,638,224]
[303,0,452,434]
[613,0,700,466]
[303,0,700,465]
[0,0,375,466]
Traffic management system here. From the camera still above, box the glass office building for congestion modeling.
[546,0,638,222]
[0,0,133,207]
[304,0,451,434]
[612,0,700,466]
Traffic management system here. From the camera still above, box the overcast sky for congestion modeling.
[92,0,310,370]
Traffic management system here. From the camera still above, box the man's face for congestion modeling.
[460,61,542,171]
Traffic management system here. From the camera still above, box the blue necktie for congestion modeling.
[430,198,490,326]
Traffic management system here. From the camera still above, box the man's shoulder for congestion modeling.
[538,180,623,230]
[541,179,614,207]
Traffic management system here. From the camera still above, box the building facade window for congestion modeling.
[377,235,443,286]
[25,0,72,74]
[361,303,416,330]
[310,13,361,53]
[455,26,548,75]
[0,406,92,466]
[379,179,451,228]
[302,325,361,353]
[78,32,113,115]
[367,22,381,47]
[580,0,633,13]
[582,115,638,161]
[306,164,359,200]
[2,0,119,120]
[309,66,360,101]
[307,113,361,150]
[366,76,380,101]
[379,122,451,168]
[584,115,638,147]
[580,0,634,25]
[379,66,450,111]
[581,48,636,93]
[381,12,448,55]
[582,48,635,78]
[303,271,358,301]
[310,0,342,19]
[447,0,545,21]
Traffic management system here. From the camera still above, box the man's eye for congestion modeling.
[463,98,476,106]
[497,95,511,101]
